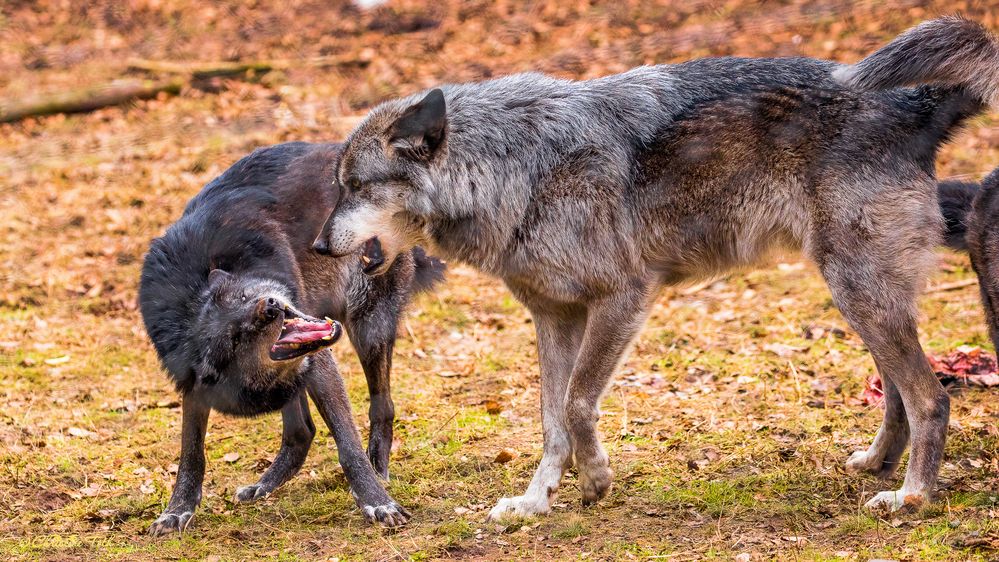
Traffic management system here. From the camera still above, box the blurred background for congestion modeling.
[2,2,998,560]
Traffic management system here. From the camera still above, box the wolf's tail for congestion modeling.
[833,16,999,107]
[937,179,979,252]
[411,246,446,294]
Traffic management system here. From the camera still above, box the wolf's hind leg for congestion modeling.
[845,375,910,478]
[235,391,315,503]
[347,305,400,480]
[488,304,585,521]
[815,191,947,511]
[563,285,654,506]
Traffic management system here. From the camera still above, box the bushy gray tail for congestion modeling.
[834,16,999,106]
[937,179,979,251]
[411,246,446,293]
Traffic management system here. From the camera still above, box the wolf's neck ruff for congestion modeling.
[408,68,682,273]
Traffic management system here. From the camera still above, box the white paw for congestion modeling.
[845,450,881,473]
[486,494,550,522]
[361,502,411,527]
[864,489,928,512]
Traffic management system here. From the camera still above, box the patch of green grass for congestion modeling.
[550,516,590,540]
[658,478,757,518]
[418,299,471,330]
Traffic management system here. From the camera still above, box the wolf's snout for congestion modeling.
[312,235,331,255]
[255,297,282,323]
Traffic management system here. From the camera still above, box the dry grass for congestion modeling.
[2,1,999,560]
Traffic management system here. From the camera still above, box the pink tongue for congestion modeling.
[275,319,334,345]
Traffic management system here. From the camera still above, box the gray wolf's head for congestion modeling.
[313,89,447,275]
[190,270,342,391]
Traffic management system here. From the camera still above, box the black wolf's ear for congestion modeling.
[389,89,447,160]
[207,268,231,288]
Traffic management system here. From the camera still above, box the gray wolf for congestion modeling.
[313,17,999,517]
[139,142,444,534]
[939,168,999,351]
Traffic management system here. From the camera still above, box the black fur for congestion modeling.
[139,142,443,534]
[938,179,980,251]
[938,169,999,352]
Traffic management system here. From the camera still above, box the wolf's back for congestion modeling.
[834,16,999,107]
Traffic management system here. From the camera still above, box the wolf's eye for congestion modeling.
[240,293,247,303]
[349,177,362,190]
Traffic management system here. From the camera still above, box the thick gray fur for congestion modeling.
[834,15,999,107]
[316,17,999,517]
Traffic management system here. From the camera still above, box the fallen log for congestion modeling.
[125,58,278,79]
[1,55,369,123]
[0,78,185,123]
[125,55,369,78]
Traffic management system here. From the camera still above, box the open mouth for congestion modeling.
[269,308,343,361]
[359,236,385,274]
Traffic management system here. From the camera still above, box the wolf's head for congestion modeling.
[141,260,342,405]
[190,270,342,389]
[313,89,447,275]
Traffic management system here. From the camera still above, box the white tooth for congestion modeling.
[360,255,371,265]
[322,335,332,340]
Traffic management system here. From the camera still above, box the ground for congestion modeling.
[2,1,999,560]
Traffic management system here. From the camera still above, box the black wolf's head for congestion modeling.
[140,217,342,404]
[189,270,341,388]
[313,89,448,275]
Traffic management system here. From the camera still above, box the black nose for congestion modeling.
[256,298,282,323]
[313,236,331,256]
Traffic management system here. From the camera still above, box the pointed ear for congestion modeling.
[207,268,231,288]
[388,89,447,160]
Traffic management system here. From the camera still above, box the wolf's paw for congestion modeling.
[234,484,272,504]
[361,501,411,527]
[845,449,884,474]
[149,510,194,536]
[846,449,900,479]
[864,489,928,513]
[486,494,551,522]
[578,463,613,506]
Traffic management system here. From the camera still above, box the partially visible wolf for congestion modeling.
[314,17,999,517]
[140,142,443,534]
[938,168,999,351]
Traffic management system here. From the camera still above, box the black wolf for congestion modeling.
[313,17,999,516]
[139,142,443,534]
[938,168,999,352]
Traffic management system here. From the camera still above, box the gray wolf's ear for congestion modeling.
[207,268,231,288]
[389,88,446,160]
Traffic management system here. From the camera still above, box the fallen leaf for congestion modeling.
[44,355,70,365]
[493,449,516,464]
[763,343,807,358]
[483,400,502,415]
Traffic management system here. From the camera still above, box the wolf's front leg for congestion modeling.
[235,391,315,503]
[488,304,586,522]
[305,353,410,527]
[150,396,210,536]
